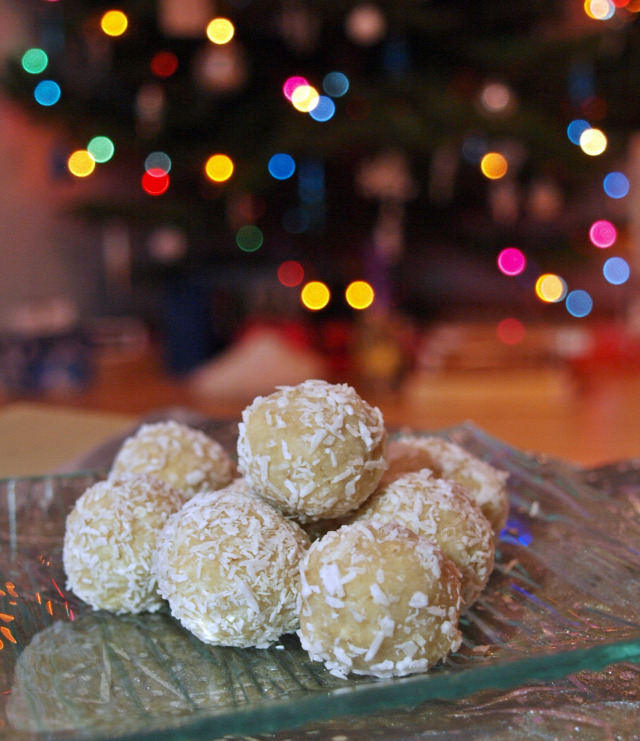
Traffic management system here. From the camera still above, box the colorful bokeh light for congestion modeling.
[68,150,96,177]
[323,71,349,97]
[206,18,235,44]
[585,0,616,19]
[301,281,330,310]
[21,48,48,74]
[87,136,115,163]
[496,317,525,345]
[566,289,593,318]
[589,219,617,248]
[101,10,128,37]
[142,170,170,195]
[579,127,607,155]
[603,171,630,198]
[480,152,508,179]
[603,256,630,284]
[567,119,591,145]
[151,51,179,78]
[535,273,567,303]
[34,80,61,106]
[145,151,172,175]
[283,76,308,101]
[268,153,296,180]
[291,84,320,112]
[205,154,234,182]
[277,260,304,287]
[497,247,526,276]
[345,280,375,310]
[309,95,336,122]
[236,224,263,252]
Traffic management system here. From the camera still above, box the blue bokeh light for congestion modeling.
[309,95,336,122]
[34,79,61,106]
[603,256,630,285]
[566,289,593,318]
[323,71,349,98]
[566,119,591,145]
[603,171,630,199]
[268,153,296,180]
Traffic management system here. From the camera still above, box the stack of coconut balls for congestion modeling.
[63,379,508,680]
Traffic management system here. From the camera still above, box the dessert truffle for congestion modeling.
[153,486,310,648]
[237,379,387,521]
[63,474,184,614]
[354,471,494,606]
[110,420,235,500]
[384,434,509,534]
[297,520,462,679]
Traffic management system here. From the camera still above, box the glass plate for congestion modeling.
[1,420,640,741]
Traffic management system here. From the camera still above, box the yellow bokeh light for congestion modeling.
[68,149,96,177]
[345,280,375,310]
[579,127,608,155]
[585,0,614,18]
[480,152,508,179]
[535,273,567,303]
[301,281,330,310]
[206,17,235,44]
[101,10,128,37]
[205,154,234,182]
[291,84,320,112]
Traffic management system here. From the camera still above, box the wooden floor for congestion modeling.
[5,341,639,468]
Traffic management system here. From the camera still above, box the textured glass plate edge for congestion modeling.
[105,638,640,741]
[2,419,640,741]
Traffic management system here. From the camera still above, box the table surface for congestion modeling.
[1,347,640,475]
[1,349,640,740]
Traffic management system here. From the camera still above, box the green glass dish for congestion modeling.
[1,421,640,740]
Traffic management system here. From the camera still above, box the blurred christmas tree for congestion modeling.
[3,0,639,332]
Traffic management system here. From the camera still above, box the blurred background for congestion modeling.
[2,0,640,444]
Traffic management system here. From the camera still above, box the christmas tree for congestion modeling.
[3,0,639,343]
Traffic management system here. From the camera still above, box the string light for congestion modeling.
[603,256,630,284]
[566,289,593,317]
[34,80,61,106]
[268,153,296,180]
[497,247,526,276]
[301,281,330,310]
[101,10,128,37]
[205,154,234,182]
[206,18,235,44]
[345,280,375,309]
[480,152,508,179]
[68,150,96,177]
[236,224,263,252]
[589,219,617,248]
[278,261,304,287]
[579,127,607,155]
[87,136,115,163]
[21,48,48,74]
[535,274,567,303]
[291,85,320,112]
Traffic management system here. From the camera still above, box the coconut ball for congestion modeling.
[383,434,509,534]
[63,474,185,614]
[110,420,235,501]
[353,471,494,606]
[153,486,310,649]
[237,379,387,521]
[297,520,462,679]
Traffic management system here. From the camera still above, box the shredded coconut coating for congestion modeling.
[110,420,235,501]
[63,475,185,614]
[297,520,462,679]
[237,379,387,521]
[153,486,310,649]
[353,471,494,606]
[383,434,509,534]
